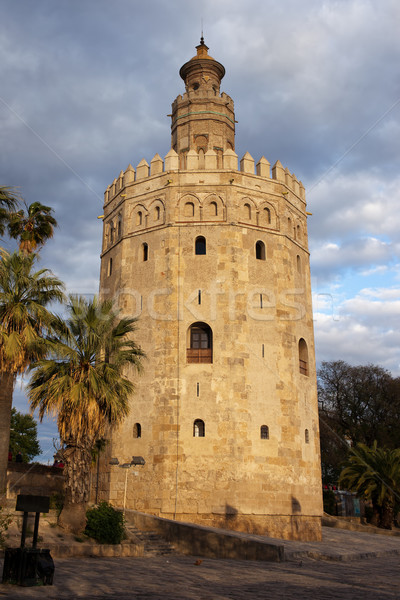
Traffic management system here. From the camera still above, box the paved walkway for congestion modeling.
[1,527,400,599]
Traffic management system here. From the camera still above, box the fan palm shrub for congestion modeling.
[29,295,144,533]
[339,442,400,529]
[0,251,64,494]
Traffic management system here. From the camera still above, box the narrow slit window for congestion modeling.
[117,215,122,237]
[142,242,148,262]
[261,425,269,440]
[196,382,200,397]
[305,429,310,444]
[108,257,113,276]
[299,338,309,376]
[133,423,141,439]
[198,290,201,305]
[260,294,263,308]
[262,344,264,358]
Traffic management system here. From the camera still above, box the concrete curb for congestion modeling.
[0,541,144,559]
[284,547,400,562]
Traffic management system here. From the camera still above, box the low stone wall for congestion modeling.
[6,463,64,500]
[322,514,400,537]
[124,510,284,562]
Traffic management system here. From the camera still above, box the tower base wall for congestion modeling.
[142,511,322,542]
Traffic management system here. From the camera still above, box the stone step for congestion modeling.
[125,526,176,556]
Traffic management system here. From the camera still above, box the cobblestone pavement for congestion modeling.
[1,526,400,600]
[1,553,400,599]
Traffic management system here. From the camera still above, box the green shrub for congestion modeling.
[84,502,124,544]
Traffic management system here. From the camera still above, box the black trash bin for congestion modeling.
[2,494,55,587]
[2,547,54,586]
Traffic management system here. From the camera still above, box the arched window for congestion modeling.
[256,240,266,260]
[193,419,205,437]
[155,206,160,221]
[180,152,187,170]
[184,202,194,217]
[187,322,212,363]
[299,338,309,376]
[261,425,269,440]
[209,201,218,217]
[133,423,141,439]
[195,236,206,255]
[244,203,251,220]
[264,207,271,224]
[297,224,301,240]
[305,429,310,444]
[142,242,148,262]
[198,148,205,169]
[137,211,143,226]
[110,223,114,244]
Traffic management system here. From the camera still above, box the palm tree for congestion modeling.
[28,295,144,533]
[339,442,400,529]
[8,201,57,254]
[0,251,64,495]
[0,187,20,238]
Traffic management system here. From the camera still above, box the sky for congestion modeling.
[1,0,399,463]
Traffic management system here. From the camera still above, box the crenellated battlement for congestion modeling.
[104,149,305,204]
[172,91,234,111]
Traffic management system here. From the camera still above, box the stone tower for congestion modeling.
[99,39,323,541]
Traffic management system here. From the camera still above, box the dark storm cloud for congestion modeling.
[1,0,400,457]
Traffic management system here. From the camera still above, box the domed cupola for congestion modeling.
[179,37,226,96]
[171,38,235,165]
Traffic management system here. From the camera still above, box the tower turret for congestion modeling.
[171,38,235,166]
[99,40,322,543]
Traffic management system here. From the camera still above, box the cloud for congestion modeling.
[1,0,400,458]
[314,283,400,375]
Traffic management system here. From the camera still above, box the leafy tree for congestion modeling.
[28,295,144,533]
[318,361,400,483]
[0,251,64,495]
[8,201,57,254]
[9,407,41,463]
[340,443,400,529]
